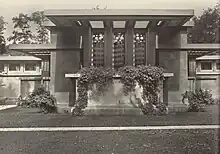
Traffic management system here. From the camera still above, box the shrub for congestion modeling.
[22,87,57,113]
[182,88,215,112]
[137,98,168,116]
[0,97,6,105]
[155,102,168,115]
[213,97,220,105]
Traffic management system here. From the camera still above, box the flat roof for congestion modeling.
[45,9,194,17]
[0,56,42,61]
[9,44,81,50]
[196,55,220,60]
[158,44,220,51]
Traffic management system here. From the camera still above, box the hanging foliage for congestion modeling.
[72,67,115,115]
[119,65,164,104]
[72,65,165,116]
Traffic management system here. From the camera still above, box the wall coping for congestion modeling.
[65,73,174,79]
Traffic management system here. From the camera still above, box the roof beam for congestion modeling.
[103,20,113,28]
[81,20,91,27]
[125,20,135,28]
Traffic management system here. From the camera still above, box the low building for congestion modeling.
[8,8,220,114]
[188,53,220,98]
[0,55,42,99]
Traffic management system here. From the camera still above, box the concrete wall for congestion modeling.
[50,26,189,109]
[50,27,81,108]
[0,77,41,98]
[0,60,43,99]
[188,76,220,99]
[0,77,20,98]
[158,29,188,103]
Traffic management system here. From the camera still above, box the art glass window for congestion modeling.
[113,32,125,70]
[133,32,146,66]
[92,32,104,67]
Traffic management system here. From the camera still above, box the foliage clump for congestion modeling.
[72,65,165,116]
[119,65,164,104]
[72,67,115,115]
[20,86,57,113]
[182,88,215,112]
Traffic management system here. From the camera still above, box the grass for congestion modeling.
[0,105,219,153]
[0,105,219,127]
[0,129,219,154]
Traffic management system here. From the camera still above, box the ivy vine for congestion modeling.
[118,65,164,105]
[72,65,165,116]
[72,67,115,115]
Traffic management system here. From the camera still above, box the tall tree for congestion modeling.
[8,13,35,44]
[31,11,49,44]
[0,16,7,54]
[188,3,220,43]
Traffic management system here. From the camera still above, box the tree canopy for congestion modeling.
[188,3,220,43]
[0,16,7,54]
[31,11,49,44]
[8,11,49,45]
[8,13,33,44]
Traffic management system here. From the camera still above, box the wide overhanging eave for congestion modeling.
[44,9,194,17]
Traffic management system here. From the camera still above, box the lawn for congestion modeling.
[0,105,219,127]
[0,129,219,154]
[0,105,219,154]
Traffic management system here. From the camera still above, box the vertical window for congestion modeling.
[0,63,4,72]
[113,32,125,70]
[9,63,20,71]
[92,32,104,67]
[216,61,220,70]
[25,63,36,71]
[200,61,212,70]
[134,32,146,66]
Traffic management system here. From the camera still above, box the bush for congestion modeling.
[0,97,6,105]
[213,97,220,105]
[137,98,168,116]
[21,87,57,113]
[182,88,215,112]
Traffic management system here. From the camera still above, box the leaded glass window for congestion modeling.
[113,32,125,70]
[134,32,146,66]
[92,32,104,67]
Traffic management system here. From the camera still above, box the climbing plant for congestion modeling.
[119,65,165,104]
[72,67,115,115]
[72,65,165,116]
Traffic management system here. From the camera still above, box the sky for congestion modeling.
[0,0,218,40]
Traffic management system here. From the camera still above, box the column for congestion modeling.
[146,28,156,66]
[125,27,134,66]
[104,22,113,68]
[83,27,92,67]
[163,78,169,106]
[49,27,81,111]
[158,28,189,103]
